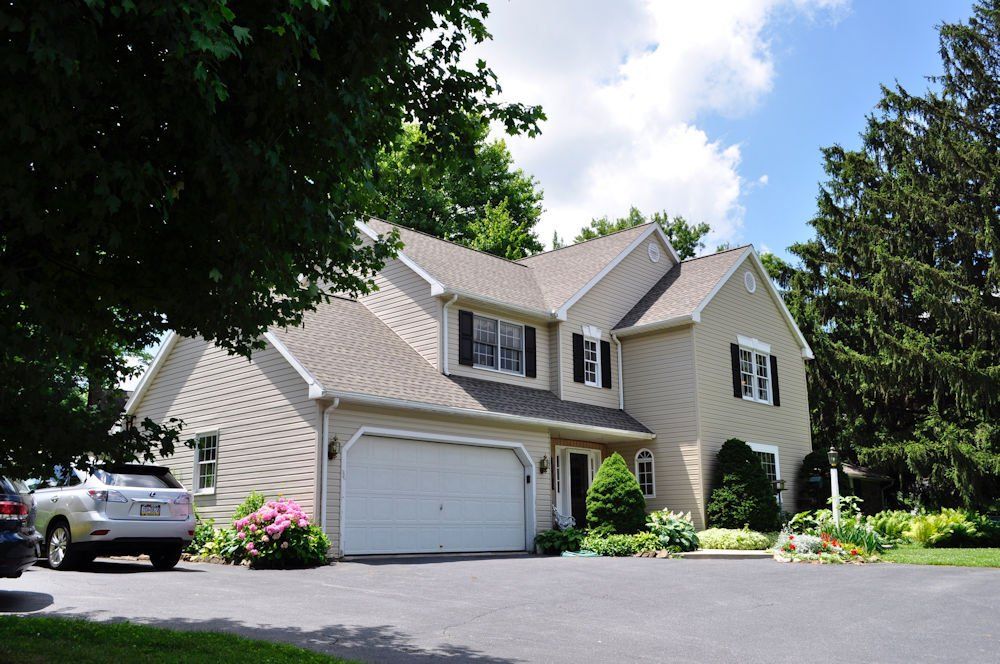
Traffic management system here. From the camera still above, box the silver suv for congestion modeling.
[31,464,193,570]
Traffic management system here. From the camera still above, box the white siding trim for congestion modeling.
[356,219,446,296]
[691,248,814,360]
[555,224,681,319]
[124,331,178,415]
[263,331,325,398]
[613,314,697,338]
[324,390,655,441]
[338,426,537,554]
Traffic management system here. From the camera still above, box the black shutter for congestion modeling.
[770,355,781,406]
[524,326,537,378]
[572,333,584,383]
[600,340,612,389]
[730,343,742,398]
[458,310,474,366]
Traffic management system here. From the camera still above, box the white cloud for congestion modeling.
[475,0,847,248]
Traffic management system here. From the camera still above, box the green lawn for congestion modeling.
[0,616,358,664]
[882,545,1000,568]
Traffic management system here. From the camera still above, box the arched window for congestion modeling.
[635,449,655,498]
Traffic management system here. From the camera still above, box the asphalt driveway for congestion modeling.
[2,555,997,663]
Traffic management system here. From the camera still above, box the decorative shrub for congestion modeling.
[696,527,772,551]
[234,498,330,568]
[866,510,915,543]
[581,532,660,557]
[776,530,868,563]
[232,491,266,522]
[535,527,585,555]
[822,522,883,555]
[904,509,979,547]
[195,527,245,562]
[186,517,216,555]
[706,439,780,532]
[585,453,647,535]
[776,531,822,554]
[646,510,699,552]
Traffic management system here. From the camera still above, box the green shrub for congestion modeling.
[646,510,699,552]
[534,527,585,555]
[195,527,245,562]
[234,498,329,569]
[585,453,647,535]
[904,509,981,548]
[232,491,266,522]
[866,510,914,543]
[696,527,772,550]
[821,522,884,555]
[186,517,216,555]
[706,439,780,532]
[581,532,660,557]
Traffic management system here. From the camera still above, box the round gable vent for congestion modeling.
[647,242,661,263]
[744,270,757,293]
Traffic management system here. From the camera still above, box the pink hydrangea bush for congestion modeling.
[234,498,330,568]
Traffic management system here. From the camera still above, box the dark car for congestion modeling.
[0,476,40,578]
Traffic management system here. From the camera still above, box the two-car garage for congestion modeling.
[340,432,533,555]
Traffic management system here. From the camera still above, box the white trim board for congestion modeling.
[356,219,446,296]
[264,331,325,398]
[338,426,537,556]
[555,224,681,319]
[124,331,179,415]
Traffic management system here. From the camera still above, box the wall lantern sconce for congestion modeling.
[773,478,786,494]
[327,435,340,460]
[539,455,549,475]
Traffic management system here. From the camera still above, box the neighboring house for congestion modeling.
[126,219,814,556]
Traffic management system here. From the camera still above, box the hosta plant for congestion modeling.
[646,510,699,552]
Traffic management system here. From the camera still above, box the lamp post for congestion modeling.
[828,446,840,526]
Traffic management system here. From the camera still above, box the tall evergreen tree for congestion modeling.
[790,1,1000,508]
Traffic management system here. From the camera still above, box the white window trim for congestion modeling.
[634,448,655,498]
[737,335,772,405]
[472,313,526,377]
[554,446,601,517]
[581,325,602,388]
[747,442,781,503]
[192,430,220,496]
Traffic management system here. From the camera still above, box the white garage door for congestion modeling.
[343,435,527,555]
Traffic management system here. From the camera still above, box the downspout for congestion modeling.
[441,293,459,375]
[320,398,340,533]
[611,332,624,410]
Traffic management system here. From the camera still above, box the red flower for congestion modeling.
[789,544,796,551]
[850,548,859,556]
[789,535,795,540]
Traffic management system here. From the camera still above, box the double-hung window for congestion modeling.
[583,338,600,386]
[738,336,771,404]
[473,314,524,375]
[194,432,219,494]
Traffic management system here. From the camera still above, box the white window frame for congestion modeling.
[193,431,220,495]
[634,448,655,498]
[472,313,525,376]
[747,441,780,502]
[737,335,772,405]
[581,325,602,388]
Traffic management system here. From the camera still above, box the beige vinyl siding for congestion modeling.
[360,257,440,368]
[618,326,705,526]
[446,304,550,389]
[548,322,562,397]
[132,336,318,523]
[325,403,551,555]
[694,256,813,514]
[561,233,675,408]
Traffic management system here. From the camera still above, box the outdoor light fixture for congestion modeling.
[327,435,340,461]
[539,455,549,475]
[773,478,786,494]
[828,446,841,526]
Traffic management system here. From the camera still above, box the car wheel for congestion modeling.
[47,523,78,571]
[150,547,182,571]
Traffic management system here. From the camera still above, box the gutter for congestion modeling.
[611,314,697,339]
[441,293,459,375]
[320,398,340,532]
[611,332,624,410]
[322,390,655,441]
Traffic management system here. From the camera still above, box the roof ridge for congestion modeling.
[681,244,752,263]
[519,221,657,262]
[368,217,532,269]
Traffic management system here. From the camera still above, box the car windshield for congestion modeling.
[93,467,183,489]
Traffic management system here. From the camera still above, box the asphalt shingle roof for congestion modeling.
[614,246,750,330]
[271,296,651,434]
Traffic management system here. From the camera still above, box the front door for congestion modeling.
[568,452,590,528]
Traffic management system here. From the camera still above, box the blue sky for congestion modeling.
[477,0,976,258]
[706,0,975,259]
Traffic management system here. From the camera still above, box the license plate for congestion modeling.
[140,504,160,517]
